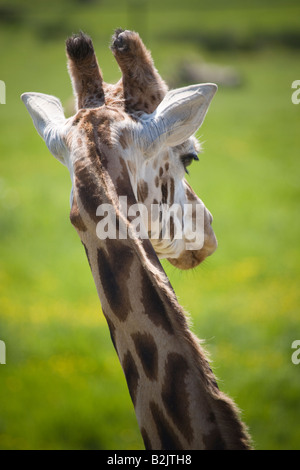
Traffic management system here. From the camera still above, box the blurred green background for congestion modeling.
[0,0,300,450]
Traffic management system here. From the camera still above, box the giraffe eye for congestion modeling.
[180,153,199,174]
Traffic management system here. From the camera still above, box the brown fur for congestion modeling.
[111,29,168,114]
[66,31,105,110]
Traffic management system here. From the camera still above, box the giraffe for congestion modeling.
[67,29,218,269]
[21,30,252,450]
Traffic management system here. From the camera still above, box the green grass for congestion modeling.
[0,0,300,450]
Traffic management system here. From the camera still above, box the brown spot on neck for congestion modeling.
[139,265,174,335]
[70,193,87,232]
[162,352,194,444]
[132,332,158,381]
[97,240,134,322]
[150,401,183,450]
[73,155,105,224]
[122,350,140,408]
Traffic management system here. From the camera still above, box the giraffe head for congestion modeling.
[21,30,217,269]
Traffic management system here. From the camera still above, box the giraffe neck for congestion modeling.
[79,223,251,450]
[71,159,251,450]
[66,117,252,449]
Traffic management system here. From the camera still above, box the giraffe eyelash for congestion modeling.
[180,153,199,174]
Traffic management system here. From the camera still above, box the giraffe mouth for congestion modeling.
[167,239,218,270]
[167,208,218,270]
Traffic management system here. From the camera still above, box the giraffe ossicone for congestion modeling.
[22,30,252,450]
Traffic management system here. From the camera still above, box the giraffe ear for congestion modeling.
[21,92,68,165]
[141,83,217,153]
